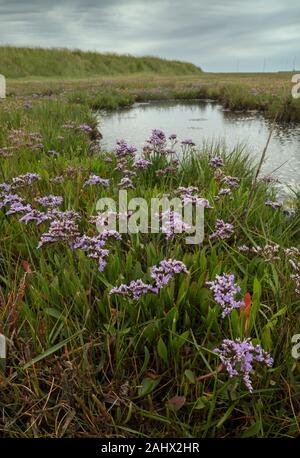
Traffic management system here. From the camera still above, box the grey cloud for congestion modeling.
[0,0,299,71]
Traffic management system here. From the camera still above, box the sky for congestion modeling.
[0,0,299,72]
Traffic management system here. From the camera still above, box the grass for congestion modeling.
[0,46,202,79]
[3,70,300,122]
[0,92,300,438]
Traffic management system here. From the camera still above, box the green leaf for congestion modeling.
[157,337,168,364]
[184,369,196,384]
[138,377,160,397]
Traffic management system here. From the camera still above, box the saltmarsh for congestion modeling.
[0,93,299,438]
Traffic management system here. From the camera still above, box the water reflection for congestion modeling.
[97,100,300,189]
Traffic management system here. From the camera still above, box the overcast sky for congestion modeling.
[0,0,299,72]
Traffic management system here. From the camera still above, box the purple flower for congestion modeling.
[78,124,93,133]
[209,156,224,168]
[150,259,189,290]
[110,259,188,300]
[210,219,234,240]
[206,273,242,318]
[6,202,32,216]
[11,173,41,189]
[84,174,110,187]
[147,129,167,149]
[214,338,273,392]
[160,209,191,239]
[115,140,137,158]
[265,200,283,210]
[217,188,232,198]
[134,158,152,169]
[221,175,240,188]
[35,195,63,208]
[181,139,195,146]
[19,209,49,225]
[0,193,23,209]
[118,176,134,189]
[110,280,155,300]
[38,211,80,248]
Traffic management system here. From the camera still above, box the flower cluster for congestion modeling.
[110,259,188,300]
[160,209,191,239]
[221,175,240,188]
[210,219,234,240]
[214,338,273,392]
[206,273,242,318]
[35,195,63,208]
[116,140,137,158]
[134,158,152,169]
[118,176,135,189]
[150,259,189,289]
[265,200,283,210]
[37,211,81,248]
[72,232,121,272]
[147,129,167,149]
[238,243,280,261]
[209,156,224,168]
[84,175,110,187]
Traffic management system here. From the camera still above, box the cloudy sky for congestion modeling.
[0,0,299,72]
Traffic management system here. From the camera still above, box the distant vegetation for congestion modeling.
[0,46,202,78]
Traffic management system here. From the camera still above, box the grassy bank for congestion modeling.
[0,47,202,79]
[4,71,300,122]
[0,96,299,437]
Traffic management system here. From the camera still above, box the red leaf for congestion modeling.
[167,396,186,410]
[22,260,32,273]
[243,292,251,318]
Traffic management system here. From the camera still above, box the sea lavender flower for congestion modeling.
[283,207,296,218]
[11,172,41,189]
[78,124,93,133]
[134,158,152,169]
[169,134,177,141]
[35,195,63,208]
[182,194,213,208]
[181,139,195,147]
[160,209,191,239]
[84,174,110,187]
[118,176,134,189]
[214,338,273,392]
[221,175,240,188]
[209,156,224,168]
[260,175,279,184]
[115,140,137,158]
[147,129,167,149]
[265,200,283,210]
[252,244,280,261]
[0,192,23,209]
[51,175,64,184]
[210,219,234,240]
[72,235,110,272]
[47,149,59,156]
[176,186,199,196]
[289,259,300,295]
[284,247,300,258]
[217,188,232,198]
[110,280,155,300]
[206,273,242,318]
[19,208,50,225]
[150,259,189,290]
[38,212,80,248]
[6,202,32,216]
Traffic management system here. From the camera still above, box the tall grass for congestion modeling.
[0,47,202,79]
